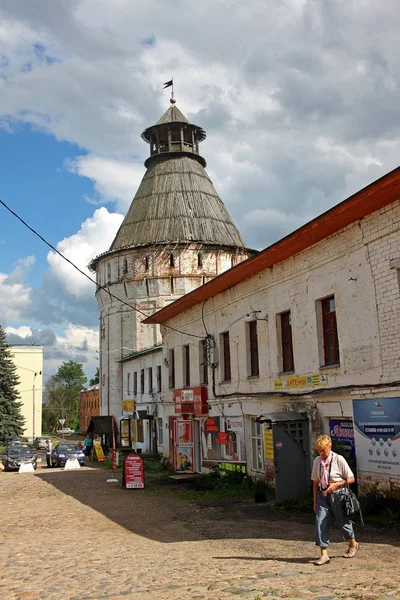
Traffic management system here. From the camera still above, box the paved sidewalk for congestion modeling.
[1,465,399,600]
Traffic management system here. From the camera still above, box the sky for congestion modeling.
[1,0,400,382]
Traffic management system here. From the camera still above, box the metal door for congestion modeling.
[272,419,310,503]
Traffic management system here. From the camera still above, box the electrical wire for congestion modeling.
[0,198,203,340]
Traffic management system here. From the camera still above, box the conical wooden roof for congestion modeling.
[109,104,247,251]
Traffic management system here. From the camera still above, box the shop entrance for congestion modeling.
[258,412,310,503]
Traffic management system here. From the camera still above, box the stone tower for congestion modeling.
[90,100,253,418]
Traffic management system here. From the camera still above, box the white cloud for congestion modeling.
[67,155,145,211]
[46,207,123,298]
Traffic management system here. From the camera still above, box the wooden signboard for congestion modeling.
[122,453,145,489]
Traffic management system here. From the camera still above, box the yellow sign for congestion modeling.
[122,400,135,411]
[264,428,274,460]
[274,373,328,390]
[93,441,105,462]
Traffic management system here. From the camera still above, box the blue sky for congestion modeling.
[1,0,400,379]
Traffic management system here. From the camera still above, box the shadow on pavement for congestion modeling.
[35,465,400,547]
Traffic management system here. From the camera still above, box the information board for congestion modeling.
[122,453,145,489]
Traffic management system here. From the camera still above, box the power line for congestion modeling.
[0,198,203,340]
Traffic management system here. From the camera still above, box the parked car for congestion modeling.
[6,438,23,446]
[2,444,38,471]
[33,436,51,450]
[47,443,86,468]
[56,428,74,435]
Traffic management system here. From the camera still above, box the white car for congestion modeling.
[56,427,74,435]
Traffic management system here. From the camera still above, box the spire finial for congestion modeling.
[163,78,175,103]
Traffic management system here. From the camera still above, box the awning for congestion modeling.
[255,411,307,424]
[87,416,119,438]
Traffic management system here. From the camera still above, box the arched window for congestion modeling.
[145,256,149,271]
[170,253,175,268]
[107,263,111,281]
[197,253,203,268]
[123,258,128,274]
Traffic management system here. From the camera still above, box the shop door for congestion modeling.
[174,419,194,473]
[168,416,176,468]
[272,419,310,503]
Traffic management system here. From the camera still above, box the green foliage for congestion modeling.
[0,325,25,442]
[360,490,400,526]
[42,360,87,432]
[89,367,99,387]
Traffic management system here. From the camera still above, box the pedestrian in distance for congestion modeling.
[84,435,93,461]
[312,434,359,566]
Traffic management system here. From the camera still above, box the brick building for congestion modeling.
[79,386,100,433]
[146,167,400,500]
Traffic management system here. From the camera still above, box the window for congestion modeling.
[140,369,145,394]
[197,253,203,268]
[251,419,264,471]
[133,372,138,396]
[145,256,149,271]
[281,311,294,372]
[170,253,175,267]
[168,349,175,389]
[322,296,340,365]
[148,367,153,394]
[200,339,208,385]
[170,276,174,294]
[123,258,128,274]
[107,263,111,281]
[183,345,190,387]
[157,418,163,446]
[222,331,231,382]
[137,419,144,443]
[127,372,131,395]
[157,365,162,393]
[145,278,150,296]
[248,320,259,377]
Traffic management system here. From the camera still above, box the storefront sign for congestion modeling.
[219,462,247,473]
[274,374,328,390]
[122,400,135,412]
[174,387,208,415]
[122,453,145,489]
[264,428,274,460]
[353,398,400,475]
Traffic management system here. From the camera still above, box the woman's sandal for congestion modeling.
[343,542,359,558]
[314,555,330,566]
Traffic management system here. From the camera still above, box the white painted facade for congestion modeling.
[155,198,400,498]
[9,346,43,441]
[95,244,249,423]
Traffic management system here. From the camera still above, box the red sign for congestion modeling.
[123,453,144,489]
[174,387,208,415]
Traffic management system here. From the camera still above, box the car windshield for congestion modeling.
[56,444,79,451]
[8,446,34,456]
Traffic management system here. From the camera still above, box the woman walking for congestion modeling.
[312,435,359,566]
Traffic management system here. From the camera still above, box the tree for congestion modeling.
[0,325,25,441]
[42,360,87,432]
[89,367,99,387]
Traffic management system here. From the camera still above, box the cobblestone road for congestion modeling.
[1,462,399,600]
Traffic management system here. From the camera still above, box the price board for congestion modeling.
[122,453,145,489]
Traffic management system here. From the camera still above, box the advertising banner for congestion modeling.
[201,416,246,465]
[122,453,145,489]
[93,441,105,462]
[329,419,356,473]
[353,398,400,475]
[174,420,194,473]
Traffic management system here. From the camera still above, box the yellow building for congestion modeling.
[9,346,43,441]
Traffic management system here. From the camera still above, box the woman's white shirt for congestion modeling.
[311,453,354,483]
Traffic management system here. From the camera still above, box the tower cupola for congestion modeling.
[141,99,207,168]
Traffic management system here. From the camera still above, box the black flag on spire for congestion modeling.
[163,79,173,89]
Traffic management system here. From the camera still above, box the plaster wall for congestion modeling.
[9,347,43,441]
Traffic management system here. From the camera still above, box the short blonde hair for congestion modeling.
[316,435,332,450]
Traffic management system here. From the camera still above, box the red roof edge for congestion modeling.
[145,166,400,324]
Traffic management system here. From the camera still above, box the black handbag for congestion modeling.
[343,481,364,526]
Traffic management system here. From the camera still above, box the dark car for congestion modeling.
[47,443,86,468]
[2,444,38,471]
